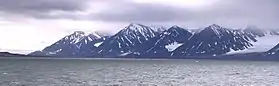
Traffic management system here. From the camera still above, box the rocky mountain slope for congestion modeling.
[172,24,256,56]
[29,31,107,57]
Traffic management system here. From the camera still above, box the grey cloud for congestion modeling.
[90,1,195,22]
[90,0,279,28]
[0,0,84,11]
[0,0,89,18]
[0,0,278,28]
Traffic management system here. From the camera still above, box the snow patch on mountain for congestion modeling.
[94,42,104,47]
[165,42,183,52]
[119,51,132,56]
[139,25,193,56]
[48,49,62,55]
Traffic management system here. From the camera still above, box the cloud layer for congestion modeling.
[0,0,87,17]
[0,0,278,27]
[89,0,279,28]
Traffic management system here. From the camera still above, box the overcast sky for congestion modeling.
[0,0,278,54]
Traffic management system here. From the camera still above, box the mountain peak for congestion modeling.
[72,31,86,35]
[129,23,141,26]
[126,23,145,30]
[120,23,149,33]
[166,25,189,33]
[201,24,223,32]
[61,31,88,45]
[68,31,86,37]
[171,25,180,28]
[87,32,102,38]
[198,24,233,38]
[69,31,87,38]
[119,23,157,37]
[125,23,165,33]
[169,25,184,29]
[207,24,222,29]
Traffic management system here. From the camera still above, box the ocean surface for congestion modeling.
[0,57,279,86]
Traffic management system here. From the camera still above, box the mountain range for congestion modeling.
[24,23,279,59]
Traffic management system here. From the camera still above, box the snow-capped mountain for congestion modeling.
[94,23,160,57]
[74,33,108,56]
[135,25,193,57]
[29,31,107,56]
[172,24,256,56]
[28,23,279,59]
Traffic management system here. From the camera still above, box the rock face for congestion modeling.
[172,24,255,56]
[93,23,160,57]
[267,43,279,56]
[29,31,107,57]
[134,25,193,57]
